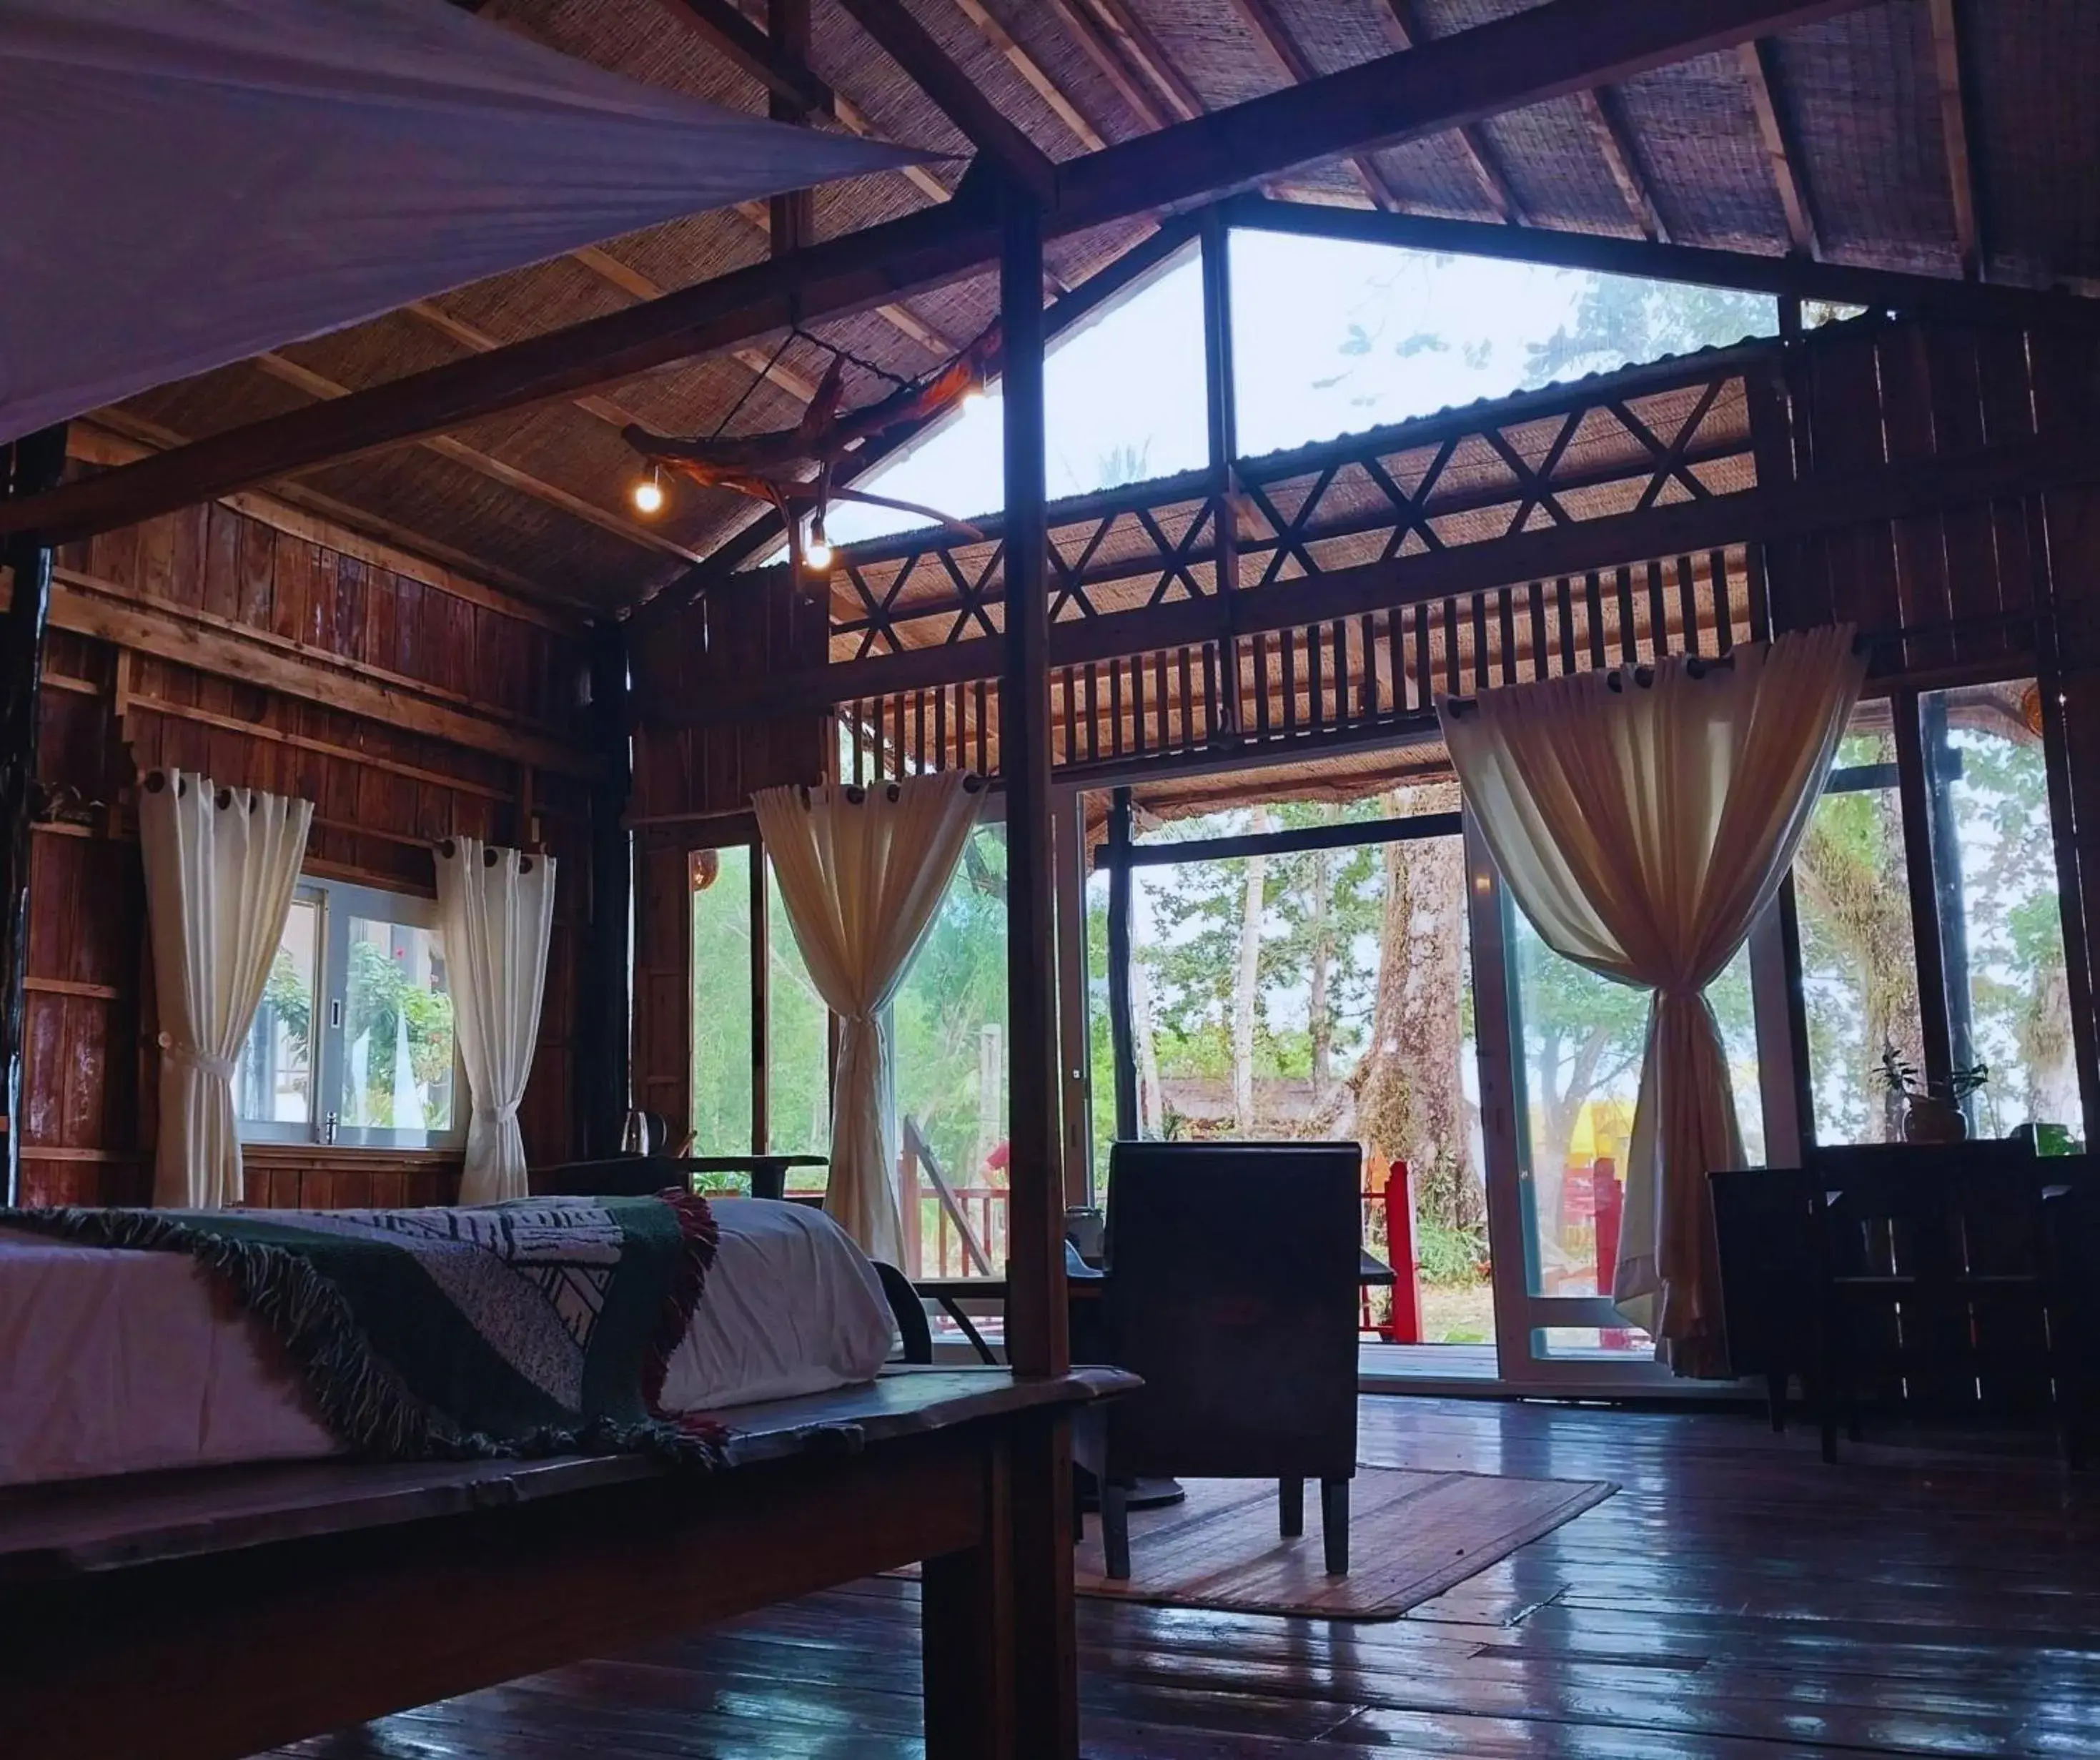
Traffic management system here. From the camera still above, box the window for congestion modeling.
[1100,786,1492,1345]
[815,249,1208,550]
[688,846,830,1178]
[1921,680,2079,1136]
[1793,712,1924,1145]
[236,878,463,1151]
[893,823,1009,1277]
[1229,228,1779,457]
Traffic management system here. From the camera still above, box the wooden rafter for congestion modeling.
[1074,0,1204,123]
[1738,36,1819,257]
[1227,0,1405,213]
[1039,0,1172,130]
[1379,0,1525,225]
[1926,0,1983,280]
[943,0,1109,152]
[768,0,817,258]
[1578,87,1670,242]
[829,0,1058,202]
[5,0,1896,545]
[249,354,707,563]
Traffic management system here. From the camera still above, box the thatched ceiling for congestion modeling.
[91,0,2100,618]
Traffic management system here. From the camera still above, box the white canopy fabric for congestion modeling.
[0,0,931,445]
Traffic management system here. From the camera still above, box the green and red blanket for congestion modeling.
[1,1194,723,1465]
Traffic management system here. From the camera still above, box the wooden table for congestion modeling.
[678,1153,828,1200]
[0,1366,1133,1760]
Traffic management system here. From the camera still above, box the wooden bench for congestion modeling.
[0,1366,1133,1760]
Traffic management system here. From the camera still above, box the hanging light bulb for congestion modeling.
[631,464,665,516]
[961,382,989,412]
[803,513,833,573]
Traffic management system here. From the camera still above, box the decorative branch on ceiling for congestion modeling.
[622,321,1002,568]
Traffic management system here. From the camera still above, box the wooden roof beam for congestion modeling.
[829,0,1058,203]
[1380,0,1525,225]
[1926,0,1983,280]
[1069,0,1204,124]
[5,0,1892,544]
[1578,88,1669,242]
[1738,37,1820,257]
[251,353,707,563]
[1228,0,1408,213]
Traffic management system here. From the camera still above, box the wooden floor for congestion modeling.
[272,1396,2100,1758]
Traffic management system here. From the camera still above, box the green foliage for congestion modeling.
[341,938,454,1127]
[1521,278,1775,389]
[1417,1220,1489,1287]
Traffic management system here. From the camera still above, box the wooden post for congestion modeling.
[0,425,66,1207]
[994,178,1078,1760]
[1105,786,1137,1140]
[1199,207,1242,737]
[582,620,632,1157]
[751,842,770,1155]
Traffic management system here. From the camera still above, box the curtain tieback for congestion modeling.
[473,1102,521,1125]
[162,1042,237,1082]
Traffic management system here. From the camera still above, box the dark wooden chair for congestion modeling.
[1710,1165,1818,1428]
[1806,1139,2071,1463]
[1094,1139,1361,1579]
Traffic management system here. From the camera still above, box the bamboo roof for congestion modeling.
[81,0,2100,618]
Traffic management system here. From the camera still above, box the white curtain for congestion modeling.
[1440,628,1863,1375]
[0,0,925,445]
[139,769,312,1209]
[437,837,557,1206]
[752,773,984,1266]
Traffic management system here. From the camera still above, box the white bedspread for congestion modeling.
[0,1197,896,1488]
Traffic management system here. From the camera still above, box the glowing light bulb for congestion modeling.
[803,520,833,572]
[962,385,988,411]
[632,470,665,515]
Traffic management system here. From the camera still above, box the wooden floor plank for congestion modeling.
[260,1395,2100,1759]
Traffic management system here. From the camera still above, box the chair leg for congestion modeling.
[1101,1482,1131,1581]
[1766,1367,1788,1433]
[1320,1478,1349,1576]
[1278,1477,1304,1538]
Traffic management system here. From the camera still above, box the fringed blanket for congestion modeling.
[1,1194,723,1467]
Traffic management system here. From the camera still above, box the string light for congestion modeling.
[631,465,665,515]
[803,514,833,573]
[961,384,988,411]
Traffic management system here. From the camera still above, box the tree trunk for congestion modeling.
[1133,954,1164,1134]
[1232,807,1270,1134]
[1353,789,1475,1230]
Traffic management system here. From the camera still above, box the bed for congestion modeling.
[0,1196,897,1489]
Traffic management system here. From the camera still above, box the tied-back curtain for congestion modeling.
[436,838,557,1206]
[139,769,312,1208]
[752,773,983,1265]
[1440,628,1864,1375]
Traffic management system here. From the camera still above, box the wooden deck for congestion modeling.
[260,1395,2100,1759]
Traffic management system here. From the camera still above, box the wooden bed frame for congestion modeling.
[0,1365,1131,1760]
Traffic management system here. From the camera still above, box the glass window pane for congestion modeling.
[689,849,754,1156]
[339,916,454,1132]
[1509,916,1761,1300]
[767,858,831,1170]
[1793,715,1923,1146]
[1230,228,1778,457]
[237,894,317,1126]
[1125,787,1490,1344]
[1923,679,2079,1137]
[817,252,1207,549]
[893,824,1009,1279]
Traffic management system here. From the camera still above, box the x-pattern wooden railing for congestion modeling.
[819,340,1763,658]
